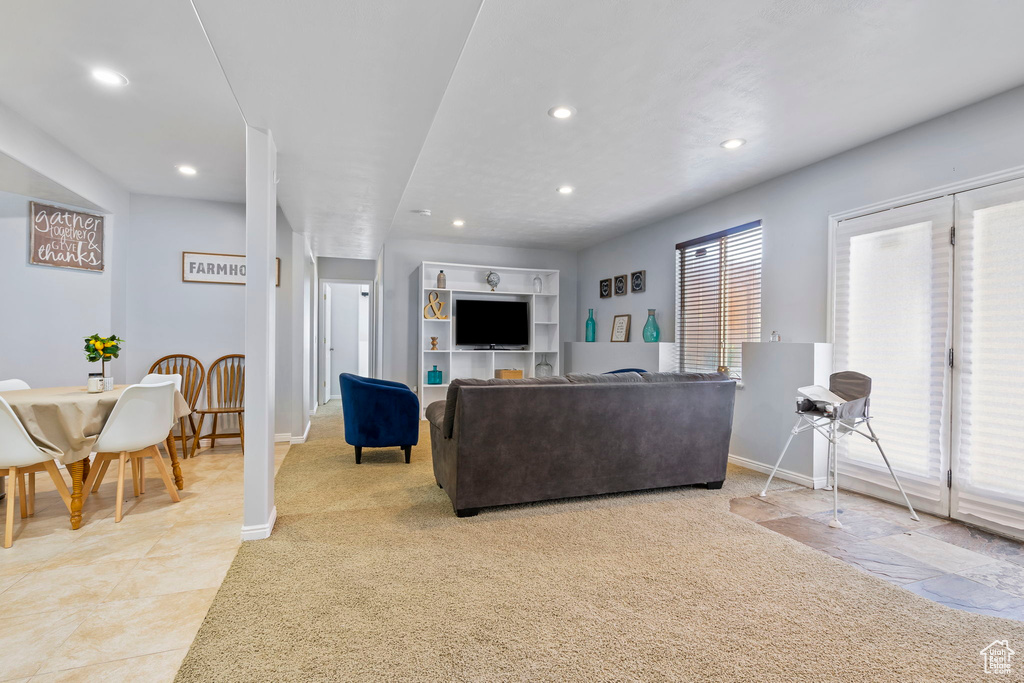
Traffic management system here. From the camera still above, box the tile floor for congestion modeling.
[732,485,1024,621]
[0,441,289,682]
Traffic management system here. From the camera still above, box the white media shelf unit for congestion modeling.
[418,261,560,415]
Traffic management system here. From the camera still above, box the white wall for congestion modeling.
[576,83,1024,477]
[0,191,114,386]
[125,194,246,382]
[318,256,377,281]
[0,101,130,383]
[382,237,578,389]
[127,194,303,438]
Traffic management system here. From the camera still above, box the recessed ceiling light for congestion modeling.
[91,68,129,86]
[720,138,746,149]
[557,185,574,194]
[452,219,465,227]
[548,105,576,120]
[177,165,197,176]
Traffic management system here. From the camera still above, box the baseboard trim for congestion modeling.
[291,420,311,444]
[728,454,826,489]
[241,506,277,541]
[274,433,292,443]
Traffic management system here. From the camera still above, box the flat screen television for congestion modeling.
[455,299,529,347]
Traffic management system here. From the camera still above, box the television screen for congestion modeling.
[454,299,530,347]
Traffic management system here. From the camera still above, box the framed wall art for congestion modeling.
[599,278,612,298]
[613,274,628,296]
[631,270,646,293]
[610,314,631,342]
[182,252,281,286]
[29,202,104,272]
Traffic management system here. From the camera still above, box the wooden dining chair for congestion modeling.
[190,354,245,458]
[148,355,204,459]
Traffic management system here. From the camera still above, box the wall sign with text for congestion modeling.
[182,251,280,286]
[30,202,104,272]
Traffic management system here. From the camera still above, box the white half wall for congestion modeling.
[576,83,1024,479]
[382,238,578,389]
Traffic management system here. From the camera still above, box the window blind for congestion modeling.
[954,178,1024,529]
[676,221,762,378]
[833,197,952,504]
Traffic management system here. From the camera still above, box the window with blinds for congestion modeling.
[676,220,762,378]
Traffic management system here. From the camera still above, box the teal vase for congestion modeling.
[585,309,596,342]
[642,309,660,342]
[427,365,443,385]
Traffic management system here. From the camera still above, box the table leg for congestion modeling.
[81,457,91,482]
[69,460,84,530]
[166,433,184,490]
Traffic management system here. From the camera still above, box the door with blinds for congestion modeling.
[952,177,1024,535]
[834,177,1024,534]
[833,197,953,515]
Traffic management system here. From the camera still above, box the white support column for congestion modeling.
[242,126,278,541]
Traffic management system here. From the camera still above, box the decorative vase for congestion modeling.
[427,365,443,385]
[437,270,446,289]
[642,309,660,343]
[533,275,543,293]
[585,309,596,342]
[769,330,780,342]
[535,354,553,377]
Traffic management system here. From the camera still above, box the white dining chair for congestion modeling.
[89,373,183,497]
[141,373,181,392]
[0,396,72,548]
[0,379,30,392]
[83,382,181,522]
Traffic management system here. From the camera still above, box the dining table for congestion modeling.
[0,385,191,529]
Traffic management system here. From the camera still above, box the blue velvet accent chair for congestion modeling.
[605,368,647,374]
[339,373,420,464]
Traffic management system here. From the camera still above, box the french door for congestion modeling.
[833,177,1024,536]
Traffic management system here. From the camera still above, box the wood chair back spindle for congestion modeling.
[190,354,246,458]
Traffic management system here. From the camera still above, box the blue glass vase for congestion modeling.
[642,309,660,342]
[427,365,443,385]
[585,309,596,342]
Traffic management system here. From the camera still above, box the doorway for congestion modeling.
[832,174,1024,539]
[320,279,374,404]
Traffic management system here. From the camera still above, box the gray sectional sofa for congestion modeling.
[425,371,736,517]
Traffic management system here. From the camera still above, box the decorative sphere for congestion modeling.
[485,271,501,290]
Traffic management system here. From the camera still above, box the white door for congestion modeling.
[952,177,1024,534]
[833,197,954,515]
[320,284,331,404]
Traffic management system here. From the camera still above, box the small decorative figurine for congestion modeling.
[430,336,439,351]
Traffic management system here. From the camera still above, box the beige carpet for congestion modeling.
[176,402,1024,681]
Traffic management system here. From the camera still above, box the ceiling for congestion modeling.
[4,1,1024,257]
[0,1,243,204]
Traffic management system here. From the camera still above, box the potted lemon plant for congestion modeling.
[84,334,123,392]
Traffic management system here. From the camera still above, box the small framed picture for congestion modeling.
[613,274,628,296]
[630,270,646,293]
[599,278,612,298]
[610,314,631,342]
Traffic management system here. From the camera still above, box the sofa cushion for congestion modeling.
[565,372,644,384]
[425,400,447,430]
[640,371,730,383]
[442,376,570,438]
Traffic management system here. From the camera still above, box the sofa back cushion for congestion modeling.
[565,372,644,384]
[641,371,730,383]
[442,376,570,438]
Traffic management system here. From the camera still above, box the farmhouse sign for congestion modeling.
[182,251,280,286]
[30,202,104,272]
